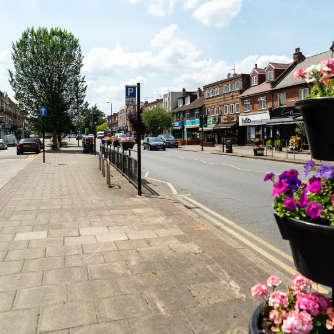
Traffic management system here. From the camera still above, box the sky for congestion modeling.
[0,0,333,115]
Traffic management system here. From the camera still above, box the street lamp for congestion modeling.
[106,101,112,134]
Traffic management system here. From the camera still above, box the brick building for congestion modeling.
[203,73,250,144]
[142,99,163,111]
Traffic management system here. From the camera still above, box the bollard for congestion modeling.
[286,142,288,159]
[106,161,111,186]
[99,153,102,171]
[102,158,105,177]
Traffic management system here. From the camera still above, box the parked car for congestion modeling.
[143,137,166,151]
[158,134,178,148]
[87,134,95,138]
[4,134,17,147]
[0,139,8,150]
[17,138,41,155]
[97,131,105,139]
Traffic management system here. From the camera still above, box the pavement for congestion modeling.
[177,144,326,165]
[0,144,292,334]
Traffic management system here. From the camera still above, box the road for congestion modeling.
[0,145,37,190]
[140,148,305,256]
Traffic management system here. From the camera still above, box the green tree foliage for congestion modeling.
[141,107,173,136]
[9,27,86,145]
[96,122,108,132]
[295,123,308,144]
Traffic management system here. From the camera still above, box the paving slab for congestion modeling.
[15,231,47,241]
[0,308,38,334]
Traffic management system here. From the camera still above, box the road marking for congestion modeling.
[26,155,36,161]
[184,195,293,262]
[146,177,178,195]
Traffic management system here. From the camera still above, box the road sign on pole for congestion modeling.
[40,106,47,117]
[125,86,136,106]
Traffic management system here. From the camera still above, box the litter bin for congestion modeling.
[225,139,232,153]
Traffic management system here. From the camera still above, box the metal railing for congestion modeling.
[99,143,138,187]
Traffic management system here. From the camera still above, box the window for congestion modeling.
[177,99,183,107]
[214,106,219,114]
[185,112,190,119]
[195,112,199,119]
[185,96,191,105]
[210,89,214,97]
[215,87,219,96]
[229,104,234,114]
[244,100,250,112]
[224,105,229,115]
[223,85,228,93]
[258,96,266,110]
[235,81,240,90]
[278,93,286,106]
[235,103,240,113]
[205,91,209,98]
[267,71,273,81]
[299,88,309,100]
[252,76,257,86]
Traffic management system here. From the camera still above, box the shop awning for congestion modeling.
[214,122,237,129]
[199,124,216,131]
[172,127,182,130]
[185,125,199,129]
[267,116,303,126]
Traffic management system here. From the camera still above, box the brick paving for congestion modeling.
[0,146,287,334]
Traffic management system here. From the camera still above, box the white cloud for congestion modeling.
[193,0,243,27]
[0,49,14,100]
[183,0,203,9]
[148,3,166,16]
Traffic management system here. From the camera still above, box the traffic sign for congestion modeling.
[40,106,47,117]
[125,85,136,106]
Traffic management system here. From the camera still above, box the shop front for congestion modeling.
[185,119,200,144]
[239,111,270,145]
[214,115,239,144]
[172,121,183,140]
[201,116,219,144]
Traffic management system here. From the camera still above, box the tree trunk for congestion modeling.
[52,130,58,150]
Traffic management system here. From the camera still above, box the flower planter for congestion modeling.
[253,147,264,156]
[295,97,334,161]
[274,213,334,286]
[101,139,105,144]
[249,303,264,334]
[112,141,120,148]
[121,142,135,150]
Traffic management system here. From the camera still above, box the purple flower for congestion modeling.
[286,169,299,178]
[309,176,321,184]
[279,171,288,181]
[307,180,321,193]
[272,180,287,197]
[284,198,297,211]
[305,202,322,219]
[286,176,301,191]
[298,193,308,207]
[264,172,275,182]
[315,164,334,179]
[304,160,315,177]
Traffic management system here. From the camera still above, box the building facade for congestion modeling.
[163,91,183,113]
[142,99,163,111]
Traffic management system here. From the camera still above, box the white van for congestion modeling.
[4,134,17,147]
[97,131,105,139]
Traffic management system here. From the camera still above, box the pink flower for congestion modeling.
[309,292,331,313]
[320,57,334,74]
[267,275,282,288]
[326,313,334,330]
[284,197,297,211]
[295,293,320,316]
[331,194,334,206]
[305,201,322,219]
[272,180,287,197]
[251,283,268,298]
[287,169,299,178]
[294,68,306,79]
[307,180,321,193]
[269,291,289,308]
[270,309,284,325]
[298,193,308,208]
[291,274,312,293]
[282,311,313,334]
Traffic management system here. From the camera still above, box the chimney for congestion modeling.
[227,73,231,78]
[197,88,202,98]
[182,88,186,97]
[330,41,334,56]
[293,48,305,63]
[255,64,257,69]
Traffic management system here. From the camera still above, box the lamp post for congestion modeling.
[106,101,112,134]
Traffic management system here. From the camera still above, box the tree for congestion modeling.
[141,107,173,136]
[9,27,86,148]
[96,122,108,132]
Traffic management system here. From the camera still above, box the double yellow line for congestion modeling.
[26,154,37,161]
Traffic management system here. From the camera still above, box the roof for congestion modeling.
[252,68,265,74]
[203,74,249,89]
[239,81,272,98]
[274,50,331,90]
[172,96,204,113]
[267,62,290,70]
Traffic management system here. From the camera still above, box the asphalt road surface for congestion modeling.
[141,147,306,256]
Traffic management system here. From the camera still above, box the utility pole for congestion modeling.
[42,116,45,163]
[136,83,142,196]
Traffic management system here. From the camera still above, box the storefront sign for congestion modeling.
[185,119,200,127]
[208,116,218,125]
[221,115,237,123]
[239,112,270,126]
[173,121,182,128]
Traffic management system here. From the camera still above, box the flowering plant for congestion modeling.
[265,161,334,226]
[294,58,334,97]
[111,136,119,141]
[289,136,301,151]
[251,274,333,334]
[121,136,135,143]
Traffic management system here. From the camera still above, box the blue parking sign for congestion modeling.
[125,86,136,98]
[40,106,47,116]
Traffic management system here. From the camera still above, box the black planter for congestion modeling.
[113,141,120,148]
[121,142,135,150]
[249,303,264,334]
[295,97,334,161]
[274,213,334,286]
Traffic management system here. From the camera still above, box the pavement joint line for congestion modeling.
[146,176,178,195]
[182,195,293,263]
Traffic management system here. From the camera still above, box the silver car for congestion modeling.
[0,139,8,150]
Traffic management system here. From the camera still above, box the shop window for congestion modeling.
[244,100,250,112]
[299,88,309,100]
[278,93,286,106]
[258,96,266,110]
[235,103,240,113]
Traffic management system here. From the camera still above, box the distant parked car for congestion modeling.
[158,134,178,148]
[0,139,8,150]
[143,137,166,151]
[4,134,17,147]
[97,131,105,139]
[87,134,95,138]
[17,138,41,155]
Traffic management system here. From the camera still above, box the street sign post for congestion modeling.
[125,85,136,106]
[40,106,47,163]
